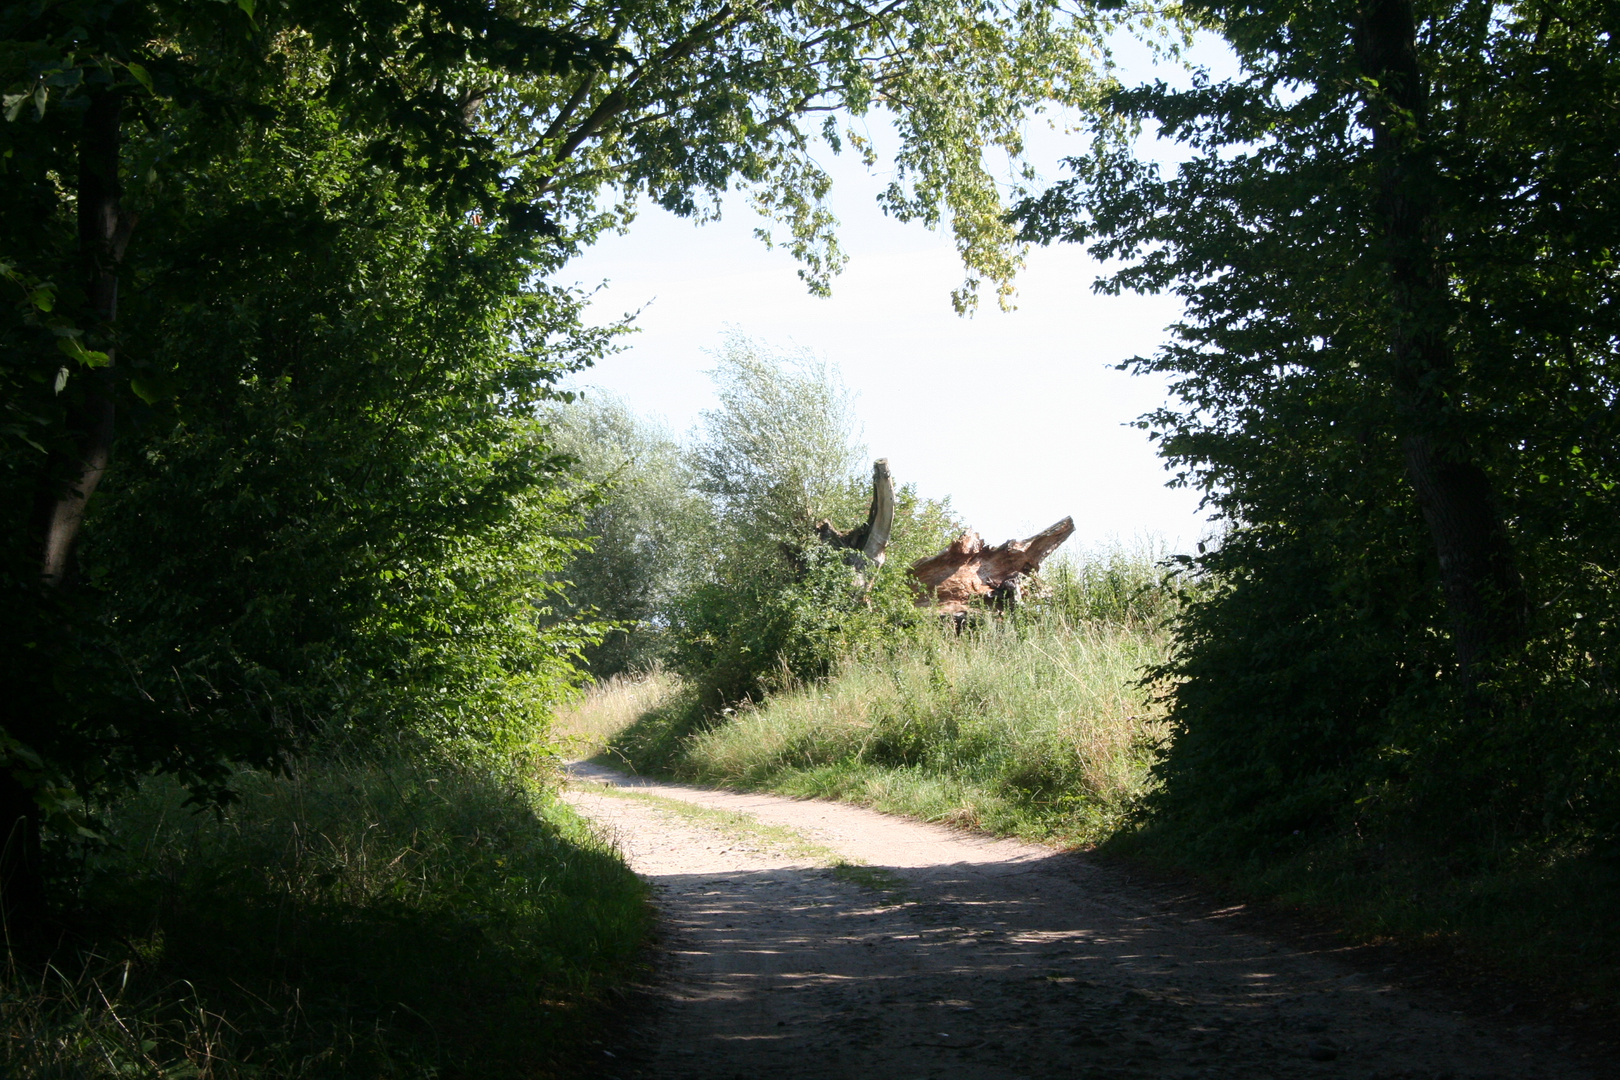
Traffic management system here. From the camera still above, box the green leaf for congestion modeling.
[129,371,180,404]
[124,62,154,96]
[56,336,110,367]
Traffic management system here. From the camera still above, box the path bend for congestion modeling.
[562,761,1594,1080]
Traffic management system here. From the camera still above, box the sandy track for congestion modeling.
[562,762,1595,1080]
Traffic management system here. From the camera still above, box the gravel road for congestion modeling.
[562,761,1599,1080]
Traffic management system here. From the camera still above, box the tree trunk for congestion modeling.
[35,88,124,586]
[4,88,128,941]
[909,516,1075,615]
[1357,0,1528,681]
[815,459,896,573]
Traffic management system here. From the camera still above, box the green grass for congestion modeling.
[552,665,680,760]
[595,614,1170,847]
[6,753,650,1080]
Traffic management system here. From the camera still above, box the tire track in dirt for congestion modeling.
[562,762,1597,1080]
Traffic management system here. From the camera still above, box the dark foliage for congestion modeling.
[1017,0,1620,857]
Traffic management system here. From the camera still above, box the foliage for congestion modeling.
[545,396,713,675]
[1015,1,1620,859]
[648,338,960,707]
[1030,541,1187,631]
[690,336,867,536]
[4,751,648,1079]
[0,0,1143,872]
[0,86,609,852]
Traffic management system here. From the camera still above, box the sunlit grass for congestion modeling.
[601,615,1169,847]
[553,665,680,759]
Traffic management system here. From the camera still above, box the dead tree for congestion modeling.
[815,459,895,584]
[909,516,1075,614]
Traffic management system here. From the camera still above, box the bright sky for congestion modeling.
[559,34,1236,554]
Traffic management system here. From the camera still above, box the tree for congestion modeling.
[691,335,867,537]
[0,0,624,933]
[1016,0,1620,845]
[2,0,1134,932]
[545,395,713,675]
[656,338,960,705]
[1356,0,1527,680]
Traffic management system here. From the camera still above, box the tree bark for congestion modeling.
[1357,0,1528,681]
[5,88,129,941]
[35,88,125,587]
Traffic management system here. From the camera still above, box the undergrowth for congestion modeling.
[1107,807,1620,1005]
[4,753,649,1079]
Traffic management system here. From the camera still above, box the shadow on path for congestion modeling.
[564,766,1592,1080]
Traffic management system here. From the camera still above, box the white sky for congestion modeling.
[558,34,1237,554]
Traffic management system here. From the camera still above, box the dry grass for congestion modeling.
[552,666,680,758]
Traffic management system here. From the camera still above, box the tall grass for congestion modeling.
[600,544,1178,845]
[6,753,649,1080]
[553,665,680,758]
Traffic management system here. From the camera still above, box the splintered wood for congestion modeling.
[909,517,1075,614]
[811,458,1072,613]
[815,459,896,579]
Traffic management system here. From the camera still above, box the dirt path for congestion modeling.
[562,762,1596,1080]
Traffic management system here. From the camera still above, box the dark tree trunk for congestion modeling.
[1357,0,1528,682]
[36,88,125,586]
[5,88,129,940]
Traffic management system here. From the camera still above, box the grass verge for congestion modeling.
[580,615,1168,847]
[6,752,651,1079]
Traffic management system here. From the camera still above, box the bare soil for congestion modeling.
[562,762,1602,1080]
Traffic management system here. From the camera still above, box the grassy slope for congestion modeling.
[7,754,650,1080]
[581,617,1169,847]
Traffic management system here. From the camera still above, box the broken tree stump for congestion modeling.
[909,516,1076,614]
[815,459,895,575]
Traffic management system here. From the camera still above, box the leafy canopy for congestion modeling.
[1016,0,1620,850]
